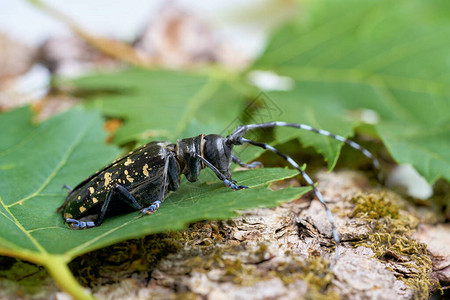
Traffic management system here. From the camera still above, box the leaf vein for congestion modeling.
[173,76,221,137]
[0,196,47,254]
[8,117,94,207]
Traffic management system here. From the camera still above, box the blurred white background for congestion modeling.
[0,0,275,56]
[0,0,288,95]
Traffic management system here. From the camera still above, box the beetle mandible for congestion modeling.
[58,121,382,262]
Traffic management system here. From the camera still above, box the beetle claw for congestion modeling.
[223,179,247,190]
[247,161,263,169]
[141,200,161,215]
[65,218,95,229]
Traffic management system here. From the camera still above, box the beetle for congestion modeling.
[58,121,382,262]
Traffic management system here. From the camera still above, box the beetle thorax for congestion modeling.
[176,134,205,182]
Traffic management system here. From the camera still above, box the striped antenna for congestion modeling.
[240,137,341,265]
[228,121,383,265]
[229,121,382,183]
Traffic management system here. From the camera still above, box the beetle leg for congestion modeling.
[141,200,162,215]
[239,137,341,264]
[232,154,263,169]
[141,153,172,215]
[56,185,74,213]
[65,218,95,229]
[193,153,248,190]
[113,184,143,209]
[66,184,143,229]
[167,154,180,191]
[223,179,247,190]
[95,184,143,226]
[62,184,73,192]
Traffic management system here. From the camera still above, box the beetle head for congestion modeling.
[203,134,234,179]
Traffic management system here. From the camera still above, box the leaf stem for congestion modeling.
[44,255,96,300]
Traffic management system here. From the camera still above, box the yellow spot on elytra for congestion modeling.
[104,172,112,186]
[126,175,134,183]
[93,197,98,203]
[89,187,94,194]
[80,206,86,213]
[143,164,149,177]
[64,213,73,218]
[124,170,128,175]
[124,157,134,166]
[77,196,81,200]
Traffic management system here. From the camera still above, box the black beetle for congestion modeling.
[58,121,381,261]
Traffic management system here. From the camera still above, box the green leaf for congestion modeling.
[71,69,255,144]
[262,91,355,170]
[0,107,121,254]
[379,121,450,184]
[0,106,35,154]
[0,106,308,297]
[0,107,121,299]
[0,106,307,256]
[251,0,450,183]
